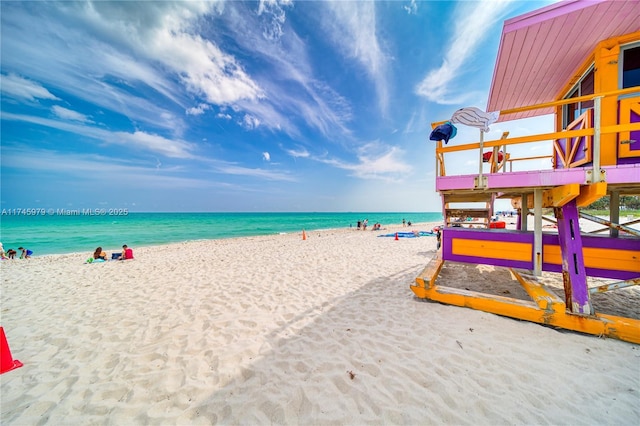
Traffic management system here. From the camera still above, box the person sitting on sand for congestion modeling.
[18,247,33,259]
[118,244,134,260]
[0,242,6,259]
[6,248,17,259]
[93,247,107,261]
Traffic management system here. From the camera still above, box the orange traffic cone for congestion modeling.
[0,327,23,374]
[395,232,399,240]
[302,230,307,240]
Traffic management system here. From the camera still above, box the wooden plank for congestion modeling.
[576,182,607,207]
[541,184,580,207]
[414,256,445,290]
[544,245,640,273]
[409,282,640,344]
[446,209,490,218]
[510,269,565,312]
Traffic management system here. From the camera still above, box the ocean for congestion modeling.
[0,212,442,256]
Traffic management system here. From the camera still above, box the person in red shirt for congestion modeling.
[118,244,134,260]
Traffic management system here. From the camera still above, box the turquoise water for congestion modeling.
[0,212,442,256]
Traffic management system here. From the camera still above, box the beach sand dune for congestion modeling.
[1,224,639,424]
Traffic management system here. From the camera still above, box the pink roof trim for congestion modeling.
[487,0,640,122]
[502,0,607,33]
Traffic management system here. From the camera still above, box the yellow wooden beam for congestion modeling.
[510,270,565,313]
[451,239,532,262]
[414,256,444,290]
[576,182,608,207]
[409,282,640,344]
[543,245,640,273]
[541,184,580,208]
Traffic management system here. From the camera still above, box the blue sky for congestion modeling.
[1,0,554,213]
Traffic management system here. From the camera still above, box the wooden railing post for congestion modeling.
[592,96,603,183]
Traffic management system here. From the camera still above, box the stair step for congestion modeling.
[445,208,491,227]
[443,193,494,203]
[445,208,490,219]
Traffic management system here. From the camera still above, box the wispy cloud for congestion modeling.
[257,0,293,41]
[404,0,418,15]
[241,114,261,130]
[52,106,93,123]
[296,141,411,182]
[1,146,210,189]
[415,0,513,105]
[216,164,295,182]
[322,2,390,114]
[283,146,310,159]
[219,1,354,139]
[2,112,196,159]
[1,73,60,101]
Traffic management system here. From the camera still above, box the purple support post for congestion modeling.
[516,210,522,230]
[554,200,592,315]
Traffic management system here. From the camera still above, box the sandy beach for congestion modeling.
[1,221,639,424]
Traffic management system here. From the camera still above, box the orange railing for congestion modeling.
[433,87,640,181]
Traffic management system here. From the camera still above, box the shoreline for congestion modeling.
[0,213,442,257]
[1,221,440,259]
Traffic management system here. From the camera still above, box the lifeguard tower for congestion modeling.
[411,0,640,344]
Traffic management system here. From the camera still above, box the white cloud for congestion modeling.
[1,73,60,101]
[186,104,211,116]
[79,1,264,105]
[312,142,412,182]
[52,106,92,123]
[216,3,353,139]
[257,0,292,41]
[241,114,261,130]
[0,2,267,137]
[415,0,513,104]
[284,146,310,158]
[216,164,295,181]
[403,0,418,15]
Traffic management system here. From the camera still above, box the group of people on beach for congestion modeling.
[0,243,32,260]
[87,244,134,263]
[355,219,382,231]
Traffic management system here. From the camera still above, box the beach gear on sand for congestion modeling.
[378,231,436,238]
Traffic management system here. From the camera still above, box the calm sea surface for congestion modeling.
[1,212,442,256]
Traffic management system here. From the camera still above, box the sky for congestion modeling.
[1,0,556,213]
